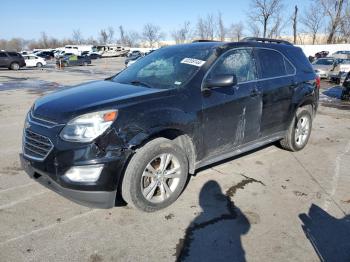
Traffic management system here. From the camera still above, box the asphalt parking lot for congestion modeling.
[0,59,350,262]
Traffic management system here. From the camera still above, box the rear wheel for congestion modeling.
[280,108,312,151]
[121,138,189,212]
[10,62,20,70]
[36,62,43,68]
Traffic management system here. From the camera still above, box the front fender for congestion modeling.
[116,107,198,149]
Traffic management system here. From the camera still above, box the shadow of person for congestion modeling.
[299,204,350,262]
[175,180,250,262]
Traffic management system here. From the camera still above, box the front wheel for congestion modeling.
[36,62,43,68]
[121,138,189,212]
[280,108,312,151]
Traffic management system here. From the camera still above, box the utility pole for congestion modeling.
[293,5,298,44]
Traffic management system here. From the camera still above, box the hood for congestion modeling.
[33,80,165,123]
[313,64,333,71]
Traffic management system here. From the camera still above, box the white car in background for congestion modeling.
[22,54,47,68]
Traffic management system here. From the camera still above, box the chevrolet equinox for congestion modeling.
[20,38,319,212]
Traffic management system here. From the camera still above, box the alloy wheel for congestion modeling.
[141,153,181,203]
[295,116,310,147]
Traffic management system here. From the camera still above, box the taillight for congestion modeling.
[315,76,321,89]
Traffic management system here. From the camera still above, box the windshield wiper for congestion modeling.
[129,80,153,88]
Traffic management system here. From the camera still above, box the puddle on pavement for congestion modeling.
[320,86,350,110]
[0,80,64,95]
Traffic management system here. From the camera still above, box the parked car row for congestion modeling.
[0,49,95,70]
[312,55,350,84]
[124,50,155,67]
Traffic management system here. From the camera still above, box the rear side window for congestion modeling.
[8,52,20,57]
[0,52,7,58]
[256,49,290,78]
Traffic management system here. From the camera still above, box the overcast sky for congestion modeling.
[1,0,309,40]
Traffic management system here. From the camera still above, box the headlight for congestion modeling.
[60,110,118,142]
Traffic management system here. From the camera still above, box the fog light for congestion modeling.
[64,165,104,182]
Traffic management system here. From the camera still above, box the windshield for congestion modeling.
[112,45,214,89]
[313,59,334,65]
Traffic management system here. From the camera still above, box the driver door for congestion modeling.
[201,48,262,158]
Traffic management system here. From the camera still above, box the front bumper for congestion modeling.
[20,153,117,208]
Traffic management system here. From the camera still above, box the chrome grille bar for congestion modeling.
[23,129,53,161]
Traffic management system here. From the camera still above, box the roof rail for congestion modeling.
[192,39,220,43]
[240,37,293,46]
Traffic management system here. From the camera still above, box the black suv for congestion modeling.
[20,38,319,212]
[0,51,26,70]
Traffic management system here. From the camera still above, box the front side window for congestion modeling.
[113,45,214,89]
[208,48,257,83]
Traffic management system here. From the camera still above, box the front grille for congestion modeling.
[23,129,53,161]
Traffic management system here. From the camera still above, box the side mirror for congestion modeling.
[203,74,237,89]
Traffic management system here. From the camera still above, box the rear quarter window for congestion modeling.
[8,52,20,57]
[284,47,314,74]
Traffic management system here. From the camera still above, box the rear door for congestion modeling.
[255,48,296,136]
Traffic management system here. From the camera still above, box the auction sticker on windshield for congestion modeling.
[181,58,206,67]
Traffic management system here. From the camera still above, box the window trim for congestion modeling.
[201,47,297,90]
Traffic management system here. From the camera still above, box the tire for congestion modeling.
[122,138,189,212]
[10,62,20,70]
[83,61,88,66]
[36,62,43,68]
[280,108,313,152]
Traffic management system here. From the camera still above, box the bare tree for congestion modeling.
[229,22,245,41]
[118,25,140,47]
[339,6,350,42]
[40,32,50,48]
[249,22,261,37]
[142,23,163,47]
[301,2,324,44]
[292,5,298,44]
[217,12,226,41]
[99,29,109,44]
[107,26,115,43]
[118,25,127,45]
[196,14,215,40]
[127,31,140,47]
[248,0,284,38]
[0,38,26,51]
[171,21,192,43]
[267,14,286,38]
[317,0,346,43]
[72,29,83,44]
